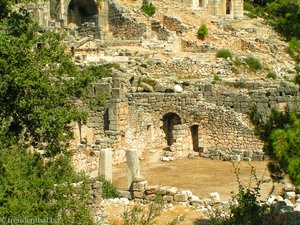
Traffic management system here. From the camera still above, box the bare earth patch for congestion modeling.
[113,149,285,201]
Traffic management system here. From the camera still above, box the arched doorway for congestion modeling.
[190,125,199,152]
[162,113,182,146]
[226,0,232,15]
[68,0,98,26]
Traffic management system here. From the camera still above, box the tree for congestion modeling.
[0,7,89,157]
[0,4,100,223]
[249,108,300,185]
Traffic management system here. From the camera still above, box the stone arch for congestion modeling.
[67,0,99,26]
[162,112,182,146]
[190,124,200,152]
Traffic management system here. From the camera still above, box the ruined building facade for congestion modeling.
[31,0,243,40]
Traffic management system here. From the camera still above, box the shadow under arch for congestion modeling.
[162,112,182,146]
[68,0,98,26]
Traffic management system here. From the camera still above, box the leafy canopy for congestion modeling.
[0,8,89,157]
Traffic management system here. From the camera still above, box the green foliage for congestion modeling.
[287,37,300,62]
[0,6,99,224]
[197,23,208,40]
[0,9,91,157]
[214,74,222,82]
[267,71,277,79]
[216,49,233,59]
[99,176,120,199]
[211,164,270,225]
[248,107,300,184]
[295,64,300,84]
[266,0,300,40]
[122,192,163,225]
[270,113,300,184]
[245,56,262,71]
[0,145,94,224]
[141,3,156,17]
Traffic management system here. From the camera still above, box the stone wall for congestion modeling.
[108,1,150,40]
[125,92,264,160]
[70,79,299,175]
[162,16,190,35]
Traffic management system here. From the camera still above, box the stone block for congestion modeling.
[285,192,296,201]
[146,185,159,195]
[158,186,168,195]
[167,187,178,196]
[209,192,220,204]
[174,193,188,202]
[284,184,296,192]
[163,195,174,202]
[189,195,200,204]
[133,191,145,199]
[252,154,264,161]
[146,194,157,201]
[133,181,147,191]
[118,190,132,200]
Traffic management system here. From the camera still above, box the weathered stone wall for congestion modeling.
[162,16,190,35]
[181,39,217,53]
[125,92,264,160]
[108,1,150,40]
[151,19,173,41]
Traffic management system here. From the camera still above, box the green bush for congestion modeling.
[245,56,262,71]
[267,71,277,79]
[214,74,222,82]
[197,23,208,40]
[0,146,94,224]
[99,176,120,199]
[122,192,163,225]
[216,49,233,59]
[211,164,270,225]
[287,38,300,62]
[141,3,156,17]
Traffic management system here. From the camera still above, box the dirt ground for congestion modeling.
[113,149,286,201]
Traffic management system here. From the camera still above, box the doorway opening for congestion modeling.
[226,0,232,15]
[162,113,182,146]
[190,125,200,152]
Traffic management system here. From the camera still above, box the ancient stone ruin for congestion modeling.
[27,0,299,185]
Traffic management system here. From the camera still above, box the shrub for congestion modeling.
[245,56,262,71]
[287,38,300,62]
[267,71,277,79]
[216,49,232,59]
[99,176,120,199]
[141,3,156,17]
[197,23,208,40]
[122,192,163,225]
[210,164,270,225]
[214,74,222,81]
